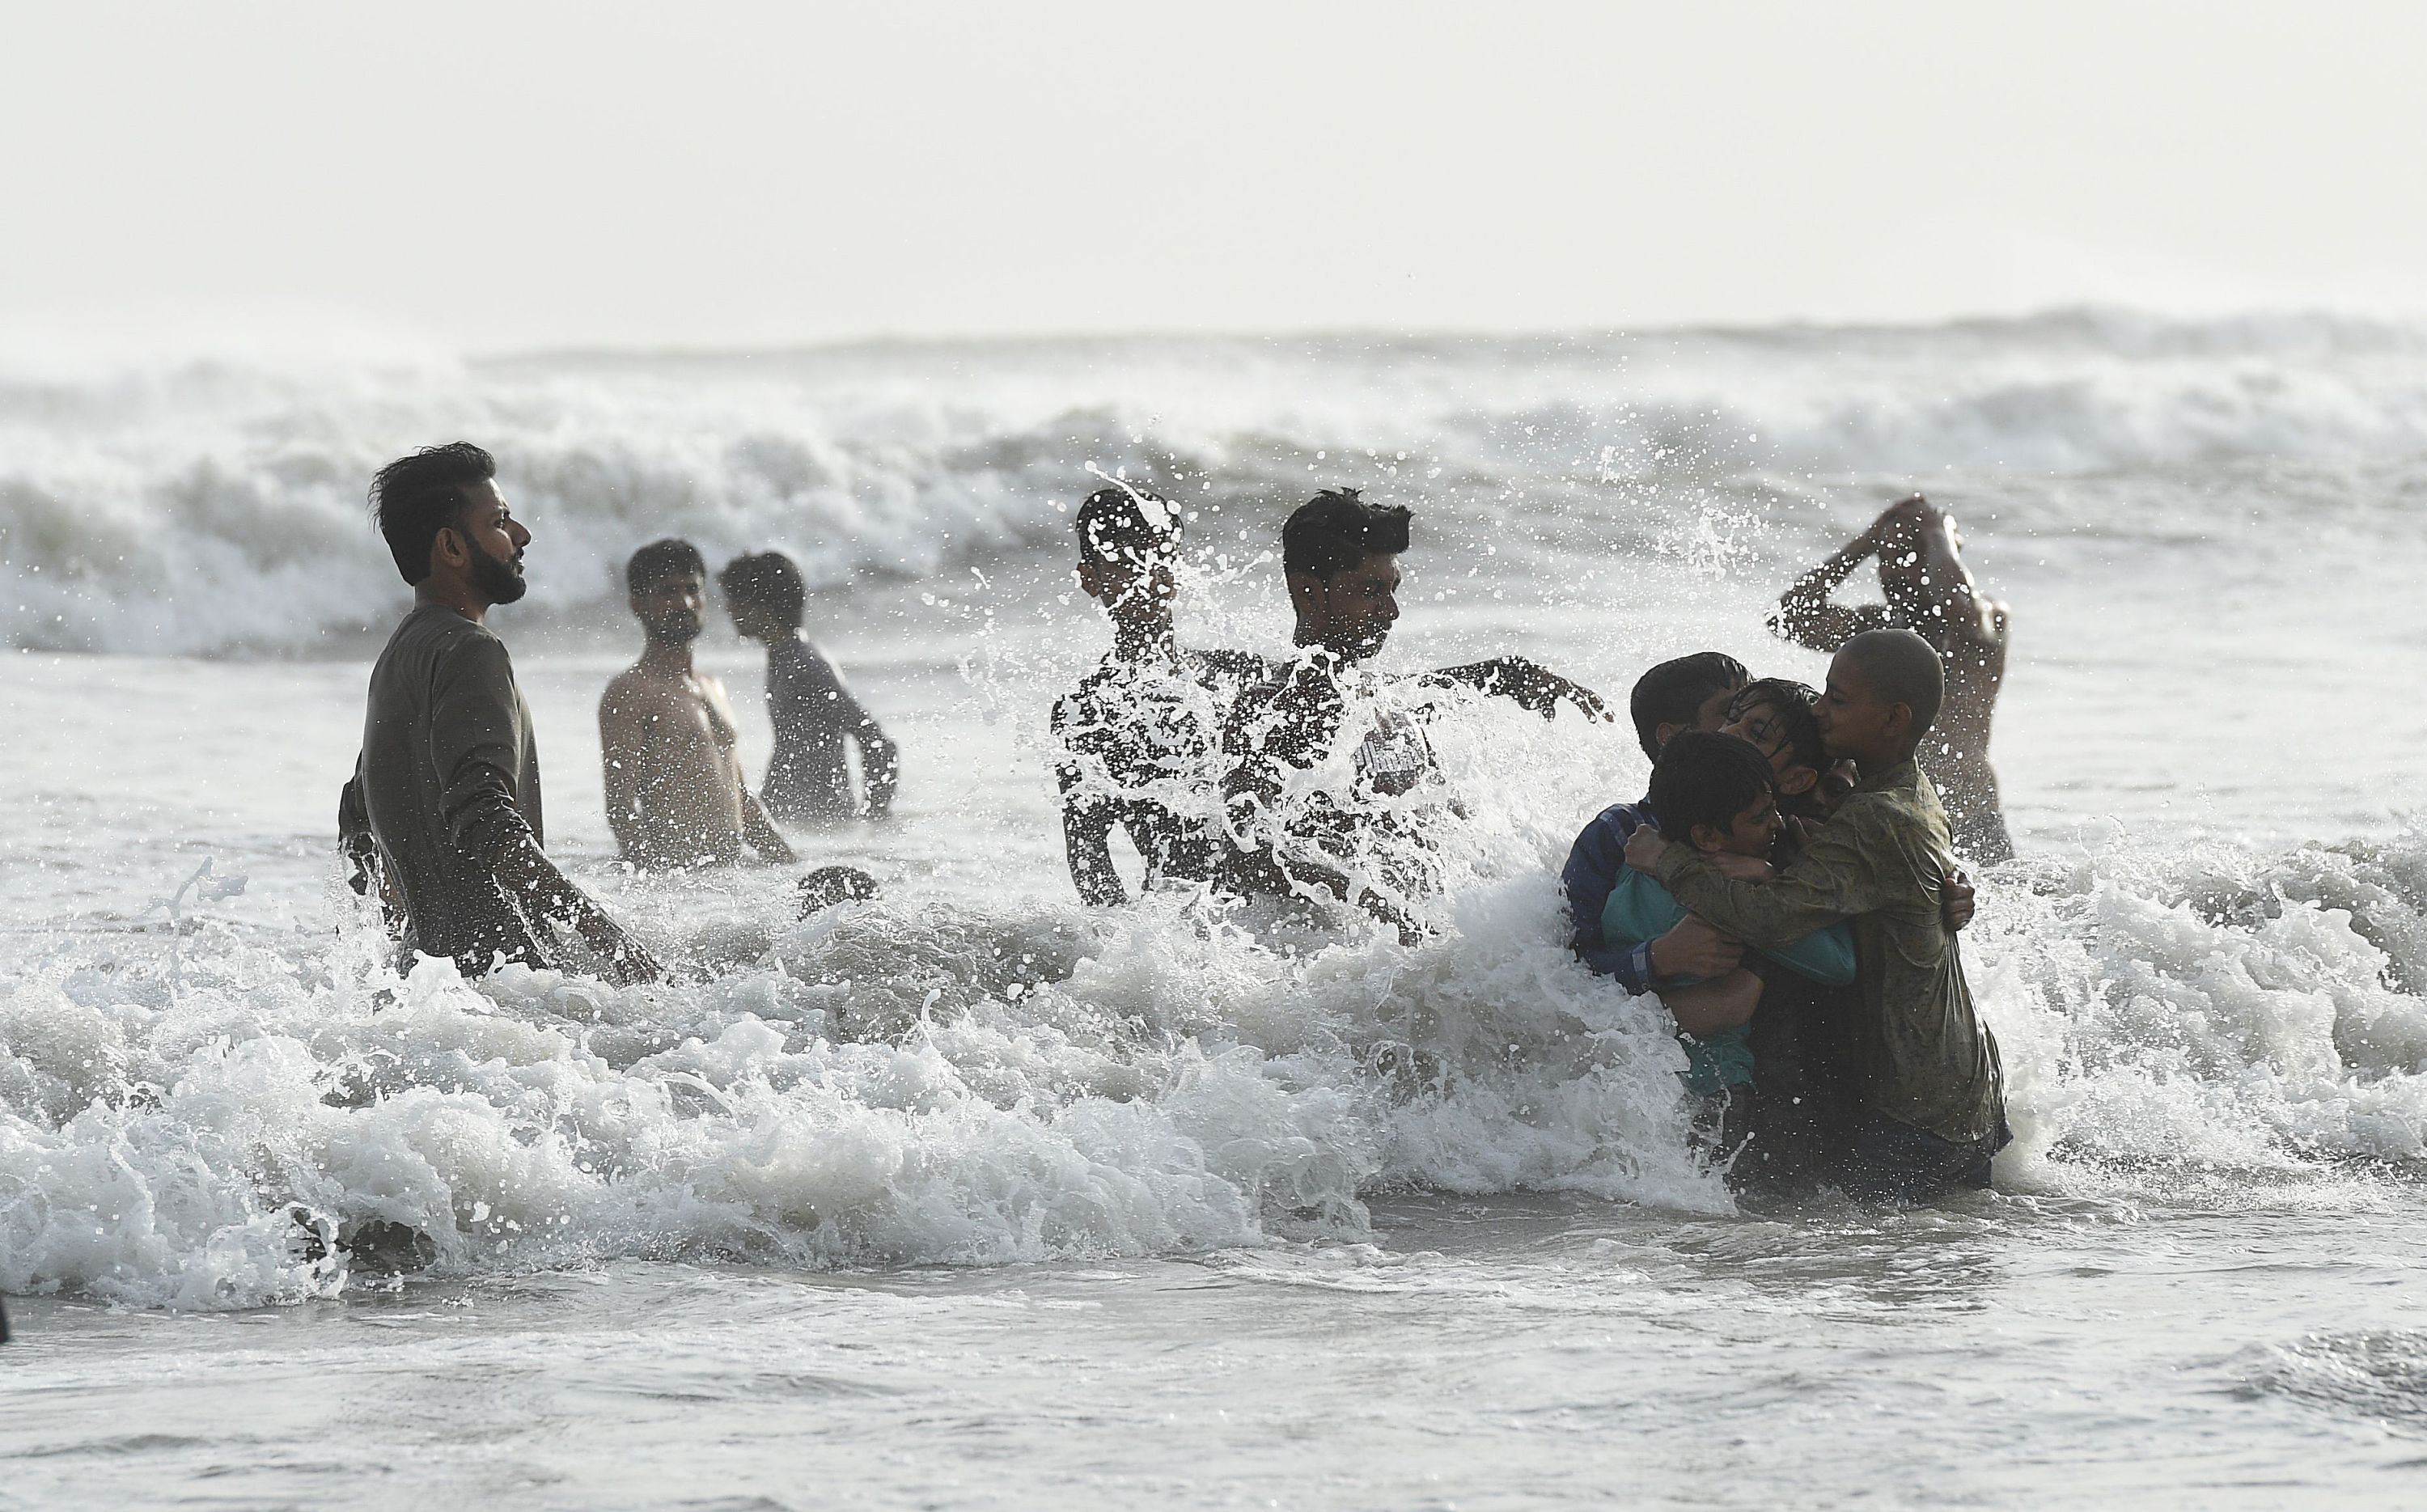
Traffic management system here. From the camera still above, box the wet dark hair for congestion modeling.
[1281,488,1411,579]
[718,551,806,628]
[1730,677,1827,774]
[1839,628,1945,734]
[1627,651,1750,760]
[1649,731,1776,846]
[370,442,495,586]
[1074,485,1181,566]
[625,539,706,595]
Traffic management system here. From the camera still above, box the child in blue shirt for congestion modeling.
[1603,730,1857,1138]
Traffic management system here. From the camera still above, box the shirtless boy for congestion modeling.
[718,550,899,825]
[1051,485,1264,905]
[1217,488,1607,937]
[600,540,797,870]
[1772,495,2014,861]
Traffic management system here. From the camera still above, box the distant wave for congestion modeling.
[6,308,2426,654]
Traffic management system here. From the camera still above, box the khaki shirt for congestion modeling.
[1649,760,2005,1146]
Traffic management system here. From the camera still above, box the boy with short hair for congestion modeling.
[1722,678,1832,820]
[1216,488,1607,938]
[719,549,899,824]
[1624,629,2010,1201]
[1561,652,1751,992]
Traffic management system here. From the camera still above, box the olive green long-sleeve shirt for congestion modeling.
[338,604,550,973]
[1648,759,2005,1146]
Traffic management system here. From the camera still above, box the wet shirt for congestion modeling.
[337,604,548,972]
[1646,760,2006,1146]
[1216,651,1446,916]
[1051,646,1264,906]
[1562,798,1660,993]
[761,632,896,823]
[1602,864,1857,1099]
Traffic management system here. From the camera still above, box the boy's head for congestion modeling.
[718,551,806,642]
[1281,487,1410,660]
[1818,629,1944,767]
[1628,651,1750,760]
[1074,485,1183,637]
[1724,678,1827,811]
[1649,730,1783,859]
[625,538,707,647]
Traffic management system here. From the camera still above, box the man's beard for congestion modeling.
[469,538,527,604]
[649,611,702,646]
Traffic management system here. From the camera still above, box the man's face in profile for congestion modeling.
[633,570,705,646]
[1816,657,1900,764]
[451,481,531,605]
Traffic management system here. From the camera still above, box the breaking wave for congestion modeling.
[7,307,2427,654]
[7,812,2427,1311]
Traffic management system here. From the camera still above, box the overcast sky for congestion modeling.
[5,1,2423,354]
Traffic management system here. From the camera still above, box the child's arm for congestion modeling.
[1662,969,1761,1035]
[1626,812,1886,951]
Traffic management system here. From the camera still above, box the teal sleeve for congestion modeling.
[1612,864,1857,986]
[1602,869,1689,957]
[1757,921,1857,985]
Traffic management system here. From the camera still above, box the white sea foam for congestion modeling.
[6,780,2427,1311]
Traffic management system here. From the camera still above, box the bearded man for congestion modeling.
[339,443,659,980]
[599,539,796,871]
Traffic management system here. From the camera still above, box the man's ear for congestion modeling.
[1688,821,1723,852]
[1885,702,1914,745]
[1777,764,1818,797]
[430,524,468,575]
[1654,720,1684,753]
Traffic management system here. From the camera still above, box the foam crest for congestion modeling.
[11,312,2427,654]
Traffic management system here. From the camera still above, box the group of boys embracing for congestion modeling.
[1053,483,2011,1205]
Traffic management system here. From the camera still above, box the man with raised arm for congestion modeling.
[1624,629,2009,1202]
[1217,488,1608,938]
[1771,494,2014,862]
[338,443,660,983]
[599,540,798,871]
[718,550,899,826]
[1051,485,1265,906]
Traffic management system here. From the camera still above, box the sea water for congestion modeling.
[5,312,2427,1507]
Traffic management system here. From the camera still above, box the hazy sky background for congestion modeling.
[4,1,2423,354]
